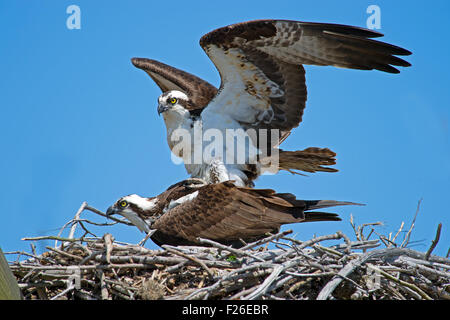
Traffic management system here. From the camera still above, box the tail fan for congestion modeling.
[278,147,338,175]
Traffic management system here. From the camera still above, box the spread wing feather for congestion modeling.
[200,19,411,135]
[131,58,218,111]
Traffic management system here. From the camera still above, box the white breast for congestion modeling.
[163,100,262,187]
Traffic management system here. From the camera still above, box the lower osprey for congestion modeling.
[132,19,411,187]
[106,179,360,247]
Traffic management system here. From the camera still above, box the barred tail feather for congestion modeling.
[278,147,338,175]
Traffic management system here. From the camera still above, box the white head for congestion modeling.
[157,90,190,116]
[106,194,158,233]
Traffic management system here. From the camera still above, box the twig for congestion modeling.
[401,198,422,248]
[103,233,114,264]
[162,245,214,278]
[240,230,293,250]
[85,205,134,226]
[68,202,88,240]
[50,283,74,300]
[392,222,405,244]
[45,246,83,262]
[197,237,265,262]
[138,229,157,246]
[21,236,92,243]
[369,265,432,300]
[425,223,442,261]
[317,249,385,300]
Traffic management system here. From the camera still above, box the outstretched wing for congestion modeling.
[131,58,218,111]
[200,19,411,137]
[151,181,354,246]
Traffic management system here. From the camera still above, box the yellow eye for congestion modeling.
[119,200,128,208]
[170,98,177,104]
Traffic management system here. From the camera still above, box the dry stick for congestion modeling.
[392,221,405,244]
[13,263,158,271]
[369,265,432,300]
[74,219,119,227]
[243,253,330,300]
[85,205,134,226]
[316,246,448,300]
[316,249,386,300]
[349,214,360,241]
[425,223,442,261]
[103,233,114,264]
[51,202,88,249]
[45,246,83,262]
[401,198,422,248]
[275,232,345,263]
[376,233,397,248]
[197,237,265,262]
[22,236,91,243]
[30,243,37,257]
[162,245,214,278]
[203,269,273,300]
[78,250,102,266]
[240,230,293,250]
[243,235,349,300]
[228,286,259,300]
[138,229,157,246]
[396,255,450,271]
[312,244,344,258]
[394,257,450,278]
[359,222,383,243]
[4,250,41,261]
[185,262,275,300]
[331,239,380,251]
[338,231,352,254]
[285,270,336,278]
[243,265,284,300]
[68,202,88,240]
[97,269,109,300]
[50,283,74,300]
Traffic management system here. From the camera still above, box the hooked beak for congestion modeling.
[106,206,117,217]
[157,104,169,116]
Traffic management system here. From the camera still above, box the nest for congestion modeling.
[7,201,450,300]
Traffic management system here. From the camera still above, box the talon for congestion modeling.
[184,178,207,188]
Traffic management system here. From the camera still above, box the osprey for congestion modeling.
[132,19,411,187]
[106,179,361,247]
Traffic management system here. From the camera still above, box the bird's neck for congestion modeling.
[163,108,198,151]
[163,107,193,131]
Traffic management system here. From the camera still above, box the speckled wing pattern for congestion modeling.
[199,19,411,135]
[148,181,358,247]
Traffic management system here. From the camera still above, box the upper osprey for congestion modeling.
[132,19,411,187]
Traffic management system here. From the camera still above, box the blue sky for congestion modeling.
[1,1,449,257]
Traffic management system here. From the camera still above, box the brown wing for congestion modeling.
[150,181,354,247]
[199,19,411,137]
[131,58,218,111]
